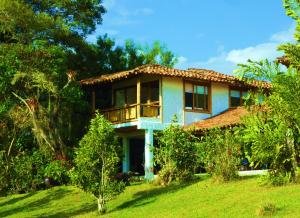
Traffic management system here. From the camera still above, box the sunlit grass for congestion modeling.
[1,175,300,217]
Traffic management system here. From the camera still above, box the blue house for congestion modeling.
[80,64,270,179]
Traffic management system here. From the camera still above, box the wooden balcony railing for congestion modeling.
[103,102,160,124]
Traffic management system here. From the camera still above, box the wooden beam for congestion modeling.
[92,90,96,113]
[137,77,141,118]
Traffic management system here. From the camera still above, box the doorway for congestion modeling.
[129,138,145,175]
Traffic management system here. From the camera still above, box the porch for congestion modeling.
[91,78,162,124]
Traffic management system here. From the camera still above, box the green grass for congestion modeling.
[1,175,300,218]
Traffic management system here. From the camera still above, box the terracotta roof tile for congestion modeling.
[185,107,248,131]
[80,64,271,89]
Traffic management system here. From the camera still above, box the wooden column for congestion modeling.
[159,77,163,123]
[92,90,96,114]
[137,78,141,118]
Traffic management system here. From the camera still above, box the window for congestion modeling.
[185,82,210,111]
[230,88,248,107]
[141,80,159,104]
[114,86,137,107]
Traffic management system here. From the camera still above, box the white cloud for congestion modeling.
[176,23,295,74]
[176,56,188,68]
[225,43,280,64]
[270,24,295,43]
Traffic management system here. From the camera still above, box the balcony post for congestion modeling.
[145,129,154,180]
[92,90,96,113]
[137,77,141,118]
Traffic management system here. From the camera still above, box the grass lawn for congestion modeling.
[1,175,300,218]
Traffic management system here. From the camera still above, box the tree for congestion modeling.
[155,118,198,185]
[71,35,178,80]
[0,0,104,157]
[230,1,300,184]
[71,113,124,214]
[236,60,300,184]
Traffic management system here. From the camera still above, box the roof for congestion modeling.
[185,107,249,131]
[80,64,271,89]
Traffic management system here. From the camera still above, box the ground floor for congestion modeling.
[118,127,156,180]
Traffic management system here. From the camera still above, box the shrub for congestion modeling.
[257,202,277,216]
[0,149,52,195]
[71,112,125,214]
[242,108,298,184]
[259,172,292,186]
[154,119,198,185]
[198,128,241,182]
[44,160,70,185]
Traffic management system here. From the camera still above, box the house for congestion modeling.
[80,64,270,180]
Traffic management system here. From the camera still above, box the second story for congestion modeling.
[80,64,270,130]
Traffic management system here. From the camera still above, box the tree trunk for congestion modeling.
[97,196,106,214]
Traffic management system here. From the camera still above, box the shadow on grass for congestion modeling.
[0,189,71,217]
[111,177,201,213]
[44,203,97,218]
[0,192,36,208]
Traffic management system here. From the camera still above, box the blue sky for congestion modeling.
[87,0,295,74]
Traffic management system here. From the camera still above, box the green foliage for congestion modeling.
[236,59,300,184]
[242,108,298,182]
[0,0,105,44]
[0,150,52,195]
[283,0,300,41]
[71,112,124,214]
[256,202,277,216]
[72,35,178,79]
[198,128,241,182]
[44,160,70,185]
[154,119,198,185]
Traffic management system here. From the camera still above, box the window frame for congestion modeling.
[229,87,248,108]
[141,80,160,104]
[113,85,137,107]
[184,81,211,113]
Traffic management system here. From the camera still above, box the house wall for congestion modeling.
[184,112,210,125]
[161,77,184,125]
[211,82,229,115]
[111,78,232,127]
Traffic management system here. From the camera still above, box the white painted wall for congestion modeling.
[211,82,229,116]
[112,77,231,129]
[161,77,184,125]
[184,112,210,125]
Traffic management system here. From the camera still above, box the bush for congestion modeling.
[0,149,52,195]
[198,128,241,182]
[259,172,292,186]
[71,112,125,214]
[154,119,198,185]
[257,202,277,216]
[242,108,298,184]
[44,160,70,185]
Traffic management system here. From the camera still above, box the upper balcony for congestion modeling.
[90,78,161,124]
[102,101,160,124]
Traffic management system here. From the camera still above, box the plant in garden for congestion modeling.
[154,118,198,185]
[71,113,125,214]
[233,0,300,184]
[44,160,70,185]
[198,128,241,182]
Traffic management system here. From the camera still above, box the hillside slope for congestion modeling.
[1,176,300,218]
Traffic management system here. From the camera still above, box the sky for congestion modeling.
[87,0,295,74]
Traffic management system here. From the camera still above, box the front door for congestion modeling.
[129,138,145,175]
